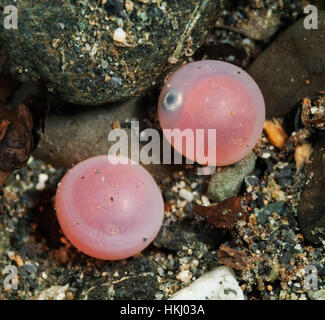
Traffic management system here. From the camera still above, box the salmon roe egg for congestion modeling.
[158,60,265,166]
[55,155,164,260]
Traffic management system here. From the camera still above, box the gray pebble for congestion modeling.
[208,152,256,202]
[244,175,259,187]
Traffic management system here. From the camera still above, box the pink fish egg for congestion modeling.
[55,155,164,260]
[158,60,265,166]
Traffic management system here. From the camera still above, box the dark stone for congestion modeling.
[312,263,325,277]
[154,220,225,253]
[276,166,292,188]
[257,192,265,208]
[264,159,274,173]
[277,177,292,188]
[244,175,259,187]
[249,12,325,118]
[184,202,194,214]
[154,222,206,253]
[298,136,325,245]
[287,214,299,230]
[276,166,292,179]
[23,264,37,275]
[256,201,285,225]
[258,241,266,251]
[279,252,293,266]
[282,230,297,245]
[0,0,224,105]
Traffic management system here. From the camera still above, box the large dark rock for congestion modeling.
[249,11,325,118]
[0,0,224,105]
[298,136,325,245]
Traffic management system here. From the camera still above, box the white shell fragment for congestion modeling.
[170,266,245,300]
[35,284,69,300]
[179,188,194,202]
[113,28,127,43]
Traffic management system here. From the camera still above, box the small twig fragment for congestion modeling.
[217,245,248,271]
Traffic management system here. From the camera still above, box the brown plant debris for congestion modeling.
[192,195,250,230]
[0,104,34,185]
[217,245,248,271]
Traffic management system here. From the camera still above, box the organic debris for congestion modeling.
[264,118,288,149]
[0,104,33,185]
[217,245,248,271]
[192,195,250,231]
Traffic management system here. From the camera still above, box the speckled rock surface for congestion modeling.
[0,0,224,105]
[298,136,325,245]
[208,152,256,202]
[249,11,325,118]
[79,257,159,300]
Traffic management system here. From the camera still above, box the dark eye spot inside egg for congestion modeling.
[166,94,175,105]
[163,88,183,112]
